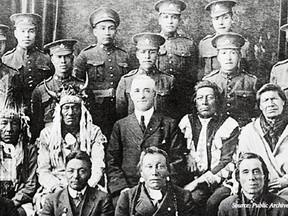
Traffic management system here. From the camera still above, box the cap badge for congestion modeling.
[23,18,30,23]
[169,3,175,8]
[59,44,66,49]
[144,38,151,44]
[214,4,221,11]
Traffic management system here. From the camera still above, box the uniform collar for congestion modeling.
[16,45,37,54]
[53,74,72,82]
[219,68,240,79]
[160,31,179,40]
[97,43,116,53]
[138,66,158,75]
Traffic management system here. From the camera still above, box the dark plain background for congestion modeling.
[0,0,283,84]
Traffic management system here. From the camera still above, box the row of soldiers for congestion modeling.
[1,0,288,215]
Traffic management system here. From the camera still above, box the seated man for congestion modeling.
[107,75,187,200]
[115,146,194,216]
[219,152,288,216]
[36,81,106,210]
[0,99,37,215]
[41,150,114,216]
[239,83,288,197]
[179,80,239,215]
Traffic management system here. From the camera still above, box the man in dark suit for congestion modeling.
[41,150,114,216]
[218,153,288,216]
[115,147,194,216]
[107,74,187,201]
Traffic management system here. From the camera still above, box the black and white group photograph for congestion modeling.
[0,0,288,215]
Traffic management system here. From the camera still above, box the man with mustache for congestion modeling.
[154,0,198,119]
[2,13,53,114]
[108,74,187,203]
[203,32,258,127]
[116,33,175,119]
[238,83,288,199]
[179,80,239,216]
[199,0,251,79]
[31,39,91,143]
[73,7,130,137]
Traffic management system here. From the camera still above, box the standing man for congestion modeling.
[270,24,288,99]
[116,33,175,119]
[108,75,187,201]
[154,0,198,119]
[218,153,288,216]
[0,24,9,57]
[179,80,239,216]
[199,0,250,79]
[41,150,114,216]
[203,32,258,127]
[31,39,88,143]
[73,7,130,137]
[2,13,53,113]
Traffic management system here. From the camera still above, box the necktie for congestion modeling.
[196,119,209,172]
[140,115,146,132]
[74,192,83,207]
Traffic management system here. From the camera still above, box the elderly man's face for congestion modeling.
[136,49,158,71]
[239,158,265,199]
[212,13,232,34]
[93,21,116,46]
[217,48,240,73]
[0,117,21,145]
[196,87,217,118]
[61,103,81,127]
[259,91,285,120]
[14,26,36,49]
[66,158,91,191]
[51,53,73,77]
[140,153,169,190]
[158,13,180,34]
[130,78,156,112]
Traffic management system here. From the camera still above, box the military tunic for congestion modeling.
[203,69,258,127]
[270,59,288,98]
[31,75,89,141]
[116,67,175,119]
[158,33,198,118]
[73,44,129,137]
[199,34,250,79]
[2,46,53,110]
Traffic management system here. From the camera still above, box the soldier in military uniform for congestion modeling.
[203,32,258,127]
[2,13,53,113]
[0,24,9,57]
[116,33,175,119]
[31,39,89,143]
[199,0,251,79]
[270,24,288,99]
[73,7,130,137]
[155,0,198,119]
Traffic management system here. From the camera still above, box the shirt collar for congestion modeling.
[135,107,154,126]
[219,68,240,79]
[198,116,212,126]
[68,186,87,199]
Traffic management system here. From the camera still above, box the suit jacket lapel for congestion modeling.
[127,114,144,138]
[81,187,97,216]
[143,112,161,141]
[57,188,73,216]
[135,185,156,216]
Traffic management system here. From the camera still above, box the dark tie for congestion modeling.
[74,192,83,207]
[140,115,146,132]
